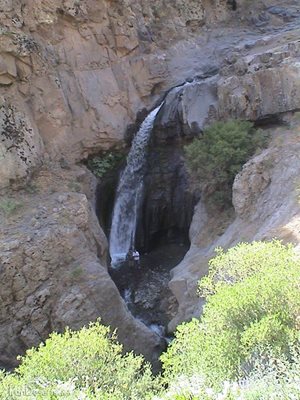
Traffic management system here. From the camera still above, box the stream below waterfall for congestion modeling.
[109,243,189,336]
[107,83,195,337]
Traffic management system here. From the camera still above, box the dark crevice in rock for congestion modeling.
[96,174,119,239]
[227,0,237,11]
[136,143,198,253]
[95,84,202,333]
[254,112,294,129]
[108,243,188,333]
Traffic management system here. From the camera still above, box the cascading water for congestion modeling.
[109,105,162,267]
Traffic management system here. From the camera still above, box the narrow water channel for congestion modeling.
[109,243,189,335]
[103,85,196,335]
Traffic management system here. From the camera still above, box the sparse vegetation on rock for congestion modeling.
[184,120,269,207]
[0,198,22,216]
[87,152,124,179]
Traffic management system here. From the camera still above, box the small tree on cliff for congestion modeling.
[184,119,268,207]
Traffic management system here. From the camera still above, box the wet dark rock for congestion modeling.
[251,12,270,27]
[137,144,197,252]
[226,0,237,11]
[131,79,217,253]
[109,244,188,328]
[59,157,70,170]
[124,108,149,145]
[96,174,119,238]
[195,64,219,79]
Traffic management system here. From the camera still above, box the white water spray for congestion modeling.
[109,105,162,266]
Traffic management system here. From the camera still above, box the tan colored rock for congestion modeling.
[0,53,17,85]
[0,0,237,169]
[16,58,32,81]
[0,192,163,366]
[0,75,13,85]
[63,0,88,19]
[0,0,300,362]
[0,0,13,12]
[218,41,300,120]
[233,149,272,217]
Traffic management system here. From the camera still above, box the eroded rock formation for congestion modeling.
[0,184,163,366]
[1,0,300,366]
[0,0,240,189]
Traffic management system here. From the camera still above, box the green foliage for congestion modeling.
[0,198,22,216]
[87,151,124,178]
[161,241,300,388]
[184,120,268,206]
[157,345,300,400]
[2,242,300,400]
[199,240,298,297]
[0,321,160,400]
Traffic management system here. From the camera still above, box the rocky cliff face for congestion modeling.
[1,0,300,366]
[0,0,235,365]
[0,168,164,366]
[169,119,300,331]
[2,0,298,187]
[0,0,239,189]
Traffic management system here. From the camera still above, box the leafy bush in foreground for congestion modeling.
[156,345,300,400]
[184,120,268,206]
[1,242,300,400]
[0,322,160,400]
[161,241,300,388]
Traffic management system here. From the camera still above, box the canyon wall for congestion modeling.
[0,0,237,365]
[169,119,300,331]
[1,0,300,365]
[0,0,239,189]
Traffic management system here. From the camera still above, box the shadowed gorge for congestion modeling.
[96,97,198,331]
[1,3,300,397]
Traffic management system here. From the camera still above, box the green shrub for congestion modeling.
[161,241,300,388]
[199,240,298,297]
[156,346,300,400]
[184,120,268,207]
[87,152,124,178]
[0,321,160,400]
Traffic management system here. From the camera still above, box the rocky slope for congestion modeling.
[1,0,300,366]
[169,119,300,331]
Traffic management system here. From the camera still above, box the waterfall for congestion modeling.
[109,105,162,267]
